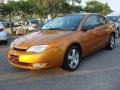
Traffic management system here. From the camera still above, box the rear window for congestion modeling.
[30,20,39,24]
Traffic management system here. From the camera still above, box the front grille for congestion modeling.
[10,54,30,66]
[13,47,26,52]
[10,54,19,63]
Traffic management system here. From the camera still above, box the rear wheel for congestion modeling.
[107,34,115,50]
[116,29,119,38]
[62,46,81,71]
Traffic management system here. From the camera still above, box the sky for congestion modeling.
[82,0,120,14]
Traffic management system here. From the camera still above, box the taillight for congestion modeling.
[32,26,38,28]
[0,28,4,32]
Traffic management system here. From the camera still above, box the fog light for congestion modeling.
[33,63,47,68]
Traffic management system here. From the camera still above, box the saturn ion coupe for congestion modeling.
[7,13,116,71]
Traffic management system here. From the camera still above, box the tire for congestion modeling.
[62,45,81,71]
[116,29,119,38]
[26,29,29,33]
[107,34,115,50]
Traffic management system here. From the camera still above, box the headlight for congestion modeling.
[27,45,48,53]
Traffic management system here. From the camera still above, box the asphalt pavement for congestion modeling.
[0,36,120,90]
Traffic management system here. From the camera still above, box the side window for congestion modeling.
[98,16,106,25]
[83,15,99,30]
[27,21,29,25]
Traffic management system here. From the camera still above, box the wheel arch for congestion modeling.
[65,42,82,56]
[62,42,82,71]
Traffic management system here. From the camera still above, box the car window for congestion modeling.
[83,15,99,29]
[98,15,106,25]
[30,20,39,24]
[107,16,118,22]
[27,21,29,25]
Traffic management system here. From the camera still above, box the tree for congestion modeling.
[0,1,14,34]
[70,5,83,13]
[84,0,112,15]
[42,0,71,18]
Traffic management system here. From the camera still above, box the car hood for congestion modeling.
[13,30,72,49]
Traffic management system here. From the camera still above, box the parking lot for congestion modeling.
[0,36,120,90]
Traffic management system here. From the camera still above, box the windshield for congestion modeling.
[107,16,118,22]
[41,15,84,31]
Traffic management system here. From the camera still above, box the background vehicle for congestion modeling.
[8,13,116,71]
[14,19,43,35]
[0,20,14,28]
[106,15,120,38]
[14,25,28,35]
[24,19,42,31]
[0,22,7,44]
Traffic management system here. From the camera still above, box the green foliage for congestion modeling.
[42,0,71,17]
[84,0,113,15]
[0,0,113,18]
[0,3,13,16]
[70,5,83,13]
[18,0,35,15]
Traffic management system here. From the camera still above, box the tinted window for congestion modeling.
[41,15,84,31]
[98,16,106,25]
[107,16,118,22]
[30,20,39,24]
[83,15,99,29]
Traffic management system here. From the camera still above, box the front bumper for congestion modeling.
[7,46,65,70]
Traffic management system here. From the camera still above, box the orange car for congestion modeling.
[7,13,116,71]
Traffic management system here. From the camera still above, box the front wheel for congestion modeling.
[107,34,115,50]
[62,46,80,71]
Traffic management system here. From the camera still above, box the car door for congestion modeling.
[81,15,104,56]
[97,15,110,47]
